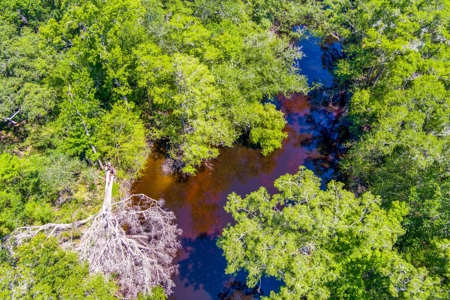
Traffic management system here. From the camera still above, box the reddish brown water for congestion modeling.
[132,37,346,299]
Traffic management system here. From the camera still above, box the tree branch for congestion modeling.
[3,108,21,124]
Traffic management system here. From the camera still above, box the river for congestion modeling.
[132,35,346,299]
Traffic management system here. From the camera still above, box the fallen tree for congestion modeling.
[5,164,182,298]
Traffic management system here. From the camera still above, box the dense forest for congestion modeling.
[0,0,449,299]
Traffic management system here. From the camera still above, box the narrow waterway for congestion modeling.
[132,36,346,299]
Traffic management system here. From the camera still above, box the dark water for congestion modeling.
[132,36,346,300]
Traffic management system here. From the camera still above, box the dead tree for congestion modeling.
[4,216,94,251]
[78,193,181,298]
[5,164,182,298]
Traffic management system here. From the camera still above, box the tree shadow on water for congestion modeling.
[177,234,281,300]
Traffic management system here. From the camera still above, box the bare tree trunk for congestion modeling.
[3,108,21,125]
[91,145,104,170]
[102,163,116,211]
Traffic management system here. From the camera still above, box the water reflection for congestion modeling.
[132,37,346,299]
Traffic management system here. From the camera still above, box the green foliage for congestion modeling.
[52,69,102,161]
[136,3,308,171]
[0,0,65,30]
[301,0,450,91]
[0,152,100,238]
[137,286,167,300]
[0,234,118,299]
[0,0,310,297]
[17,0,308,175]
[0,18,57,127]
[0,153,52,237]
[342,75,450,285]
[248,103,287,155]
[1,0,449,298]
[95,102,149,178]
[238,0,325,35]
[219,167,441,299]
[316,0,450,293]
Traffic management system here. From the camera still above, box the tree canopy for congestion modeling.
[1,0,450,298]
[317,0,450,290]
[219,167,441,299]
[0,0,309,298]
[0,234,118,299]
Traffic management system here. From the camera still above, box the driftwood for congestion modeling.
[5,164,182,298]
